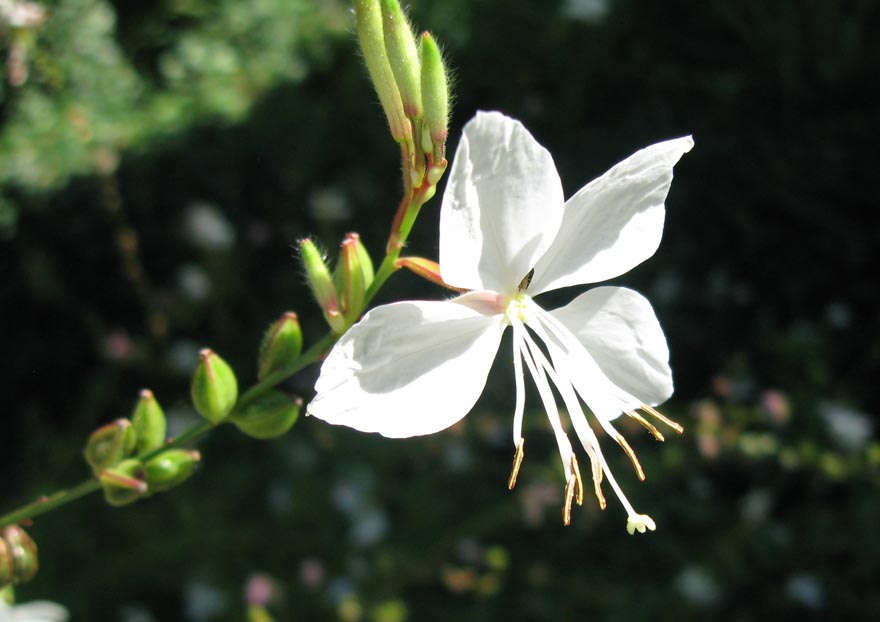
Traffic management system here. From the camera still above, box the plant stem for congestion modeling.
[0,479,101,528]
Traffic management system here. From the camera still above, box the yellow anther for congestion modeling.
[641,404,684,434]
[589,454,607,510]
[569,454,584,505]
[562,476,577,526]
[507,437,525,490]
[626,410,665,441]
[614,433,646,481]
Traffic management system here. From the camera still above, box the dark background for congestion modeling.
[1,0,878,620]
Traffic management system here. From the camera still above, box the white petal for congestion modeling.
[550,287,672,407]
[308,300,505,438]
[530,136,693,294]
[440,111,565,294]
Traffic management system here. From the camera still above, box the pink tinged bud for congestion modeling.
[144,449,201,493]
[100,459,148,506]
[354,0,409,142]
[191,349,239,424]
[84,419,136,476]
[1,526,38,585]
[257,312,303,381]
[131,389,167,454]
[420,32,449,156]
[395,256,464,291]
[230,391,302,440]
[300,239,345,334]
[380,0,422,120]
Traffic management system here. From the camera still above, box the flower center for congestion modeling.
[503,292,533,326]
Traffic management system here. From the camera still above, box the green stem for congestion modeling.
[0,479,101,527]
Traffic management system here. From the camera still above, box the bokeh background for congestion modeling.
[2,0,879,620]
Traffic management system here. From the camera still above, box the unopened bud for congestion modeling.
[381,0,422,120]
[1,526,38,585]
[131,389,167,454]
[338,233,374,323]
[355,0,409,141]
[230,391,302,440]
[258,312,303,381]
[300,239,345,333]
[0,537,14,587]
[191,349,239,424]
[84,419,136,475]
[144,449,201,493]
[100,459,147,507]
[420,32,449,158]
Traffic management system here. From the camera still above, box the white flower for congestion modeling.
[308,111,693,532]
[0,599,69,622]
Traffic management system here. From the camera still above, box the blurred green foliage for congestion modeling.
[2,0,879,620]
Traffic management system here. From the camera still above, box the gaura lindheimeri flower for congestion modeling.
[308,111,693,533]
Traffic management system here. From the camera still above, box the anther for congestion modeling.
[640,404,684,434]
[569,454,584,505]
[614,433,646,481]
[507,437,525,490]
[626,410,665,441]
[589,455,607,510]
[562,476,577,526]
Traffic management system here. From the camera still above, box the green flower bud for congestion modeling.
[300,239,345,334]
[131,389,167,454]
[420,32,449,158]
[144,449,201,493]
[1,526,38,585]
[191,349,239,424]
[380,0,422,120]
[230,391,302,440]
[84,419,135,475]
[338,233,374,323]
[258,312,303,381]
[0,538,14,588]
[100,458,147,507]
[355,0,409,142]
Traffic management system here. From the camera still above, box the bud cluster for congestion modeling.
[299,234,374,334]
[355,0,450,189]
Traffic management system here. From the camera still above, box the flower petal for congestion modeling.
[529,136,693,294]
[440,111,565,294]
[550,286,672,407]
[307,300,505,438]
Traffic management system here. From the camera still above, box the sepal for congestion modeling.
[380,0,422,120]
[191,349,239,424]
[300,239,345,333]
[337,233,374,324]
[419,31,449,161]
[144,450,201,493]
[100,459,148,507]
[84,419,136,475]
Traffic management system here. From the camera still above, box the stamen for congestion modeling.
[626,410,665,441]
[590,456,607,510]
[569,454,584,505]
[563,476,577,526]
[614,433,646,481]
[508,437,525,490]
[640,404,684,434]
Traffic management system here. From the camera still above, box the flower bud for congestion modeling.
[395,256,463,291]
[258,312,303,381]
[84,419,136,475]
[1,526,39,585]
[0,538,14,588]
[191,349,239,424]
[354,0,409,142]
[380,0,422,120]
[131,389,167,454]
[144,450,201,493]
[100,458,147,507]
[420,32,449,158]
[337,233,374,323]
[300,239,345,334]
[230,391,302,440]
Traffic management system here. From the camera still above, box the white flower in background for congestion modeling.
[0,599,69,622]
[308,111,693,533]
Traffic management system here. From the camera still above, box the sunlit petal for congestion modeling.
[308,301,505,438]
[530,136,693,294]
[440,111,564,294]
